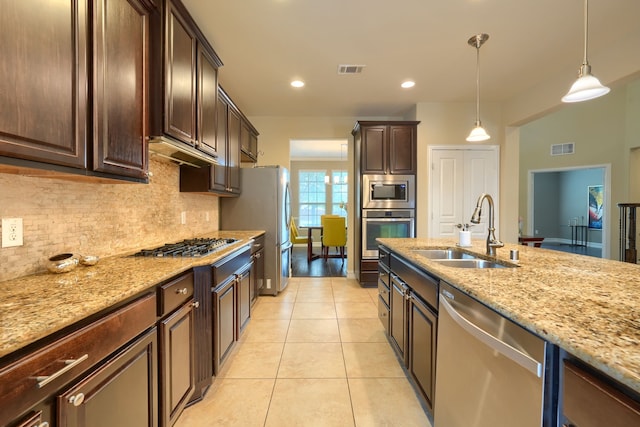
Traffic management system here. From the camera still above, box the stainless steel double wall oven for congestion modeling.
[361,174,416,258]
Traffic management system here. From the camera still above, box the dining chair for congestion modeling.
[321,216,347,261]
[290,218,309,245]
[320,214,340,253]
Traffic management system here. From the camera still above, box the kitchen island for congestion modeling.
[378,237,640,398]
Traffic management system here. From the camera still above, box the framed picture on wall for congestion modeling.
[588,185,603,229]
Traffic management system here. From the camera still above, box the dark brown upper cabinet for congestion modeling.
[149,0,222,165]
[354,121,419,175]
[0,0,153,182]
[180,87,242,196]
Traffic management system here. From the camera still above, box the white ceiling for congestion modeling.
[182,0,640,120]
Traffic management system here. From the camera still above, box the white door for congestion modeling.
[429,146,499,238]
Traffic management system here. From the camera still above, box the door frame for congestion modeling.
[427,145,500,238]
[527,164,611,258]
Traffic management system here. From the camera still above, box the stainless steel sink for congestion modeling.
[411,249,477,260]
[431,259,516,269]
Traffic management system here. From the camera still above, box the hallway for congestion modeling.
[175,277,431,427]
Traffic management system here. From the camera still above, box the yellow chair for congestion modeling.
[321,216,347,261]
[290,218,309,245]
[319,214,340,252]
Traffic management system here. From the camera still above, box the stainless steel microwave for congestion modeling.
[362,174,415,209]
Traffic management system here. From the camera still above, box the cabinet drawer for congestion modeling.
[563,360,640,427]
[158,271,194,316]
[251,235,265,254]
[0,293,156,425]
[378,277,390,306]
[212,246,251,287]
[378,295,389,334]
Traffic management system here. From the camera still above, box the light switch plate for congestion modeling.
[2,218,24,247]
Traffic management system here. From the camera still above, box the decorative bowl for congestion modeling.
[79,255,99,266]
[47,253,79,273]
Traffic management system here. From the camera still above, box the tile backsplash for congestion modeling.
[0,159,219,282]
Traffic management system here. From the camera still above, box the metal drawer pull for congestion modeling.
[192,301,200,308]
[36,354,89,388]
[176,288,188,295]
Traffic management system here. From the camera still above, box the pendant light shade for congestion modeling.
[562,0,610,103]
[466,34,490,142]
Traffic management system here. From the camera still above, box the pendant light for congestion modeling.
[562,0,610,103]
[466,33,490,142]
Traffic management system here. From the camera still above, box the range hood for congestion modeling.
[148,136,218,168]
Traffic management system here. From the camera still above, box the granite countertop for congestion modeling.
[0,230,264,361]
[378,237,640,395]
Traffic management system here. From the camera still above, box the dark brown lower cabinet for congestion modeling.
[159,301,195,427]
[408,292,437,411]
[563,360,640,427]
[57,327,158,427]
[213,277,236,374]
[238,264,251,334]
[389,274,408,364]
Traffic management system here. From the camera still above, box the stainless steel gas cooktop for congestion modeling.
[133,238,237,257]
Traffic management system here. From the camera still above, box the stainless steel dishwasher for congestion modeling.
[434,282,547,427]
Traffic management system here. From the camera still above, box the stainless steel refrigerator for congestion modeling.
[220,166,292,296]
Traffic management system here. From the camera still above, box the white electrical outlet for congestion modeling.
[181,211,187,225]
[205,212,210,222]
[2,218,24,247]
[266,279,271,289]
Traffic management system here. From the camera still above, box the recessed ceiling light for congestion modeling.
[291,80,305,88]
[401,81,415,89]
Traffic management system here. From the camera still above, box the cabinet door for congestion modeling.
[211,95,228,192]
[563,361,640,427]
[389,276,407,364]
[226,107,241,194]
[388,125,416,174]
[251,248,265,304]
[361,126,387,174]
[58,328,158,427]
[238,267,252,334]
[197,45,219,157]
[214,279,236,374]
[408,294,437,411]
[164,0,196,146]
[0,0,87,169]
[159,301,195,427]
[92,0,150,179]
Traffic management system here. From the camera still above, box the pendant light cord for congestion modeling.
[583,0,589,65]
[475,41,481,124]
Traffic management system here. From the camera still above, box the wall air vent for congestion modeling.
[337,64,365,74]
[550,142,575,156]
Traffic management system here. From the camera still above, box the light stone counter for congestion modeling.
[378,237,640,395]
[0,230,264,361]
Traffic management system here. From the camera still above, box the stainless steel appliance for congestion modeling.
[434,281,547,427]
[133,238,237,257]
[362,174,415,209]
[220,166,292,296]
[361,209,415,258]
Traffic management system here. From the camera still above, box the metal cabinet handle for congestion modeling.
[68,392,85,406]
[192,301,200,309]
[36,354,89,388]
[176,288,188,295]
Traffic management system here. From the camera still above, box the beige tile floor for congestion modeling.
[175,277,432,427]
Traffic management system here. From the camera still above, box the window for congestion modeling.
[298,169,348,226]
[298,170,326,226]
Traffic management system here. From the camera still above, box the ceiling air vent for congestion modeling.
[550,142,575,156]
[337,64,365,74]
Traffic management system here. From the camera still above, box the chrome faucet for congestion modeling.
[470,193,504,257]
